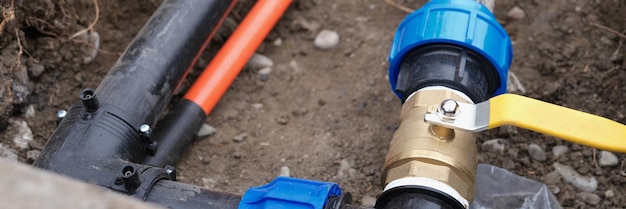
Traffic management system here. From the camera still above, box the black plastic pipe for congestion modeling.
[146,180,242,209]
[33,0,235,199]
[394,44,500,103]
[95,0,236,128]
[375,186,465,209]
[143,100,206,167]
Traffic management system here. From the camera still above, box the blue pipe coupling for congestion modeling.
[238,177,342,209]
[388,0,513,98]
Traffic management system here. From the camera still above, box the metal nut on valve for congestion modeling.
[437,99,460,121]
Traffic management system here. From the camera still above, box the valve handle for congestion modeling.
[425,94,626,153]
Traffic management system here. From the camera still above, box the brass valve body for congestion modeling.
[381,89,478,202]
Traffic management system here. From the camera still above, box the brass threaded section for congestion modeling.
[381,89,478,202]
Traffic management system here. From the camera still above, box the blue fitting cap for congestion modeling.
[238,177,342,209]
[388,0,513,98]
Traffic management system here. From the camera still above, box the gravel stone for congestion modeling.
[10,119,33,150]
[542,171,562,185]
[258,67,272,76]
[549,186,560,195]
[605,190,615,198]
[314,29,340,50]
[576,192,601,205]
[233,133,247,143]
[247,53,274,70]
[481,139,505,154]
[26,58,45,78]
[25,105,35,118]
[554,163,598,192]
[251,103,264,110]
[336,159,356,178]
[360,195,377,207]
[552,145,569,157]
[528,143,547,162]
[0,144,18,162]
[279,166,290,177]
[275,115,289,125]
[507,6,526,20]
[26,150,40,163]
[598,151,619,167]
[273,38,282,46]
[258,67,272,81]
[197,124,216,138]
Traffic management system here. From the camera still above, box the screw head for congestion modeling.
[439,99,459,117]
[139,124,150,133]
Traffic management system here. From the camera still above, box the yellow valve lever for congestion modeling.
[489,94,626,153]
[424,94,626,153]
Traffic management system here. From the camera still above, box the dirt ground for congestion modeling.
[1,0,625,208]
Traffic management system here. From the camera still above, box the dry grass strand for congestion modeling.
[69,0,99,39]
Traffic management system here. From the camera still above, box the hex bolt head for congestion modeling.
[439,99,459,117]
[139,124,151,134]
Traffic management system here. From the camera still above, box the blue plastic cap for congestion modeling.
[388,0,513,99]
[238,177,342,209]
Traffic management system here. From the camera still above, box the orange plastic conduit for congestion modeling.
[184,0,293,115]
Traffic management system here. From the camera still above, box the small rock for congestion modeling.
[497,125,518,137]
[552,145,569,157]
[26,150,40,163]
[247,53,274,70]
[528,143,547,162]
[25,105,35,118]
[258,67,272,76]
[273,38,283,46]
[292,17,320,33]
[251,103,264,110]
[549,186,560,195]
[82,31,100,64]
[233,133,247,142]
[598,151,619,167]
[481,139,505,154]
[15,65,30,84]
[0,144,18,162]
[258,67,272,81]
[202,177,217,188]
[507,6,526,20]
[10,119,33,150]
[605,190,615,198]
[575,6,582,13]
[542,171,562,185]
[279,166,290,177]
[360,195,377,207]
[554,163,598,192]
[197,124,216,138]
[275,115,289,125]
[11,76,31,104]
[26,58,45,78]
[232,149,242,159]
[337,159,351,178]
[576,192,601,205]
[289,60,303,73]
[314,29,340,50]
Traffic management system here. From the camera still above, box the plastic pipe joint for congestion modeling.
[388,0,513,100]
[239,177,343,209]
